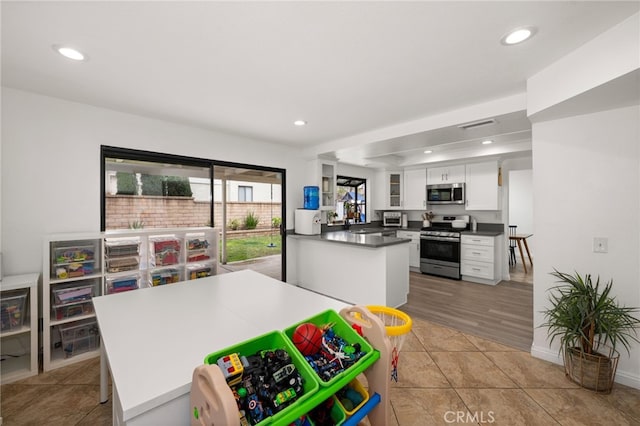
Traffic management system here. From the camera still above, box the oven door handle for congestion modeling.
[420,236,460,242]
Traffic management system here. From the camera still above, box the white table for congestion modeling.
[93,270,349,425]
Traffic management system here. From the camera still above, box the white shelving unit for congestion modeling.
[42,227,219,371]
[1,273,40,383]
[43,233,103,371]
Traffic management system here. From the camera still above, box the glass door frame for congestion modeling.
[213,160,286,281]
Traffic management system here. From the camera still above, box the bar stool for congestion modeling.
[508,225,517,266]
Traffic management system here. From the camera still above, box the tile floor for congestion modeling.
[2,318,639,425]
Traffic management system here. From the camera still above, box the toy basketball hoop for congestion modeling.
[366,305,412,382]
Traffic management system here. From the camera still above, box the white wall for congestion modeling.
[531,105,640,387]
[528,12,640,117]
[1,88,306,276]
[508,169,534,257]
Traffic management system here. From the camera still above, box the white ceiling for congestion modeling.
[2,1,638,167]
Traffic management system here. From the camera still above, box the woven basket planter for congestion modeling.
[564,346,619,393]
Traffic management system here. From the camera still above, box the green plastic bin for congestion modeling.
[201,310,380,425]
[283,309,377,389]
[306,396,346,426]
[203,330,319,426]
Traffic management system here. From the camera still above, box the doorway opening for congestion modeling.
[214,164,285,281]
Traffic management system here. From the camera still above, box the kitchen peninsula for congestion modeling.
[287,230,410,307]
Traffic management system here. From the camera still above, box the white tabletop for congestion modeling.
[92,270,349,422]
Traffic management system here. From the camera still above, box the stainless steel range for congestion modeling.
[420,215,470,279]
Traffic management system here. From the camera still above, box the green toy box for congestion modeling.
[203,330,320,425]
[200,310,380,425]
[305,396,346,426]
[283,309,377,389]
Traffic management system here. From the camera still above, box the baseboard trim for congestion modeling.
[531,343,640,390]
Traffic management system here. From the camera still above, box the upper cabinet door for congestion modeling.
[319,161,336,210]
[465,161,500,211]
[387,171,403,209]
[403,168,427,210]
[427,165,465,184]
[445,165,466,183]
[308,159,336,211]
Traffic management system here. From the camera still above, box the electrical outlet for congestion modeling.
[593,237,608,253]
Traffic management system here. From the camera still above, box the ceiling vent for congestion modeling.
[458,118,496,130]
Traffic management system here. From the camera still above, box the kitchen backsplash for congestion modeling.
[380,206,503,224]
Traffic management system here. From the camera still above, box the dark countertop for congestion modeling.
[461,230,504,237]
[288,230,411,248]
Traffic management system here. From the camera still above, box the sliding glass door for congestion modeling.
[213,164,284,281]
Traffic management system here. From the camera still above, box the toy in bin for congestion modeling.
[292,322,366,382]
[307,397,345,426]
[217,353,250,386]
[216,349,305,425]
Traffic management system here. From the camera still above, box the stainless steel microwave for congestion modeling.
[427,183,465,205]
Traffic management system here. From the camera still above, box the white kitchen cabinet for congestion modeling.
[386,171,403,209]
[306,159,336,211]
[396,230,421,269]
[1,273,39,383]
[320,161,337,210]
[43,227,219,371]
[427,165,465,184]
[403,168,427,210]
[465,161,500,210]
[310,160,336,211]
[460,234,502,285]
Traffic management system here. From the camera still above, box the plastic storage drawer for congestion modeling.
[1,289,28,331]
[150,237,181,266]
[52,300,94,320]
[59,319,100,358]
[52,245,96,279]
[52,283,95,306]
[149,268,182,286]
[186,263,214,280]
[106,275,140,294]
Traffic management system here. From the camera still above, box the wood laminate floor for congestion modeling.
[400,265,533,351]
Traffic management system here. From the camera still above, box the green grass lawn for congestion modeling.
[224,235,282,262]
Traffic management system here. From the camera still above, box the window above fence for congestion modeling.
[101,146,213,231]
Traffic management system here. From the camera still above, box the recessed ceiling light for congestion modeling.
[53,45,86,61]
[501,26,536,45]
[482,140,493,145]
[293,120,307,126]
[424,150,433,154]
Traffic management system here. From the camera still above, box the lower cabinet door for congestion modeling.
[461,244,494,262]
[461,260,494,279]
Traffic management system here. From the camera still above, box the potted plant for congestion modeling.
[327,211,338,224]
[541,269,640,393]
